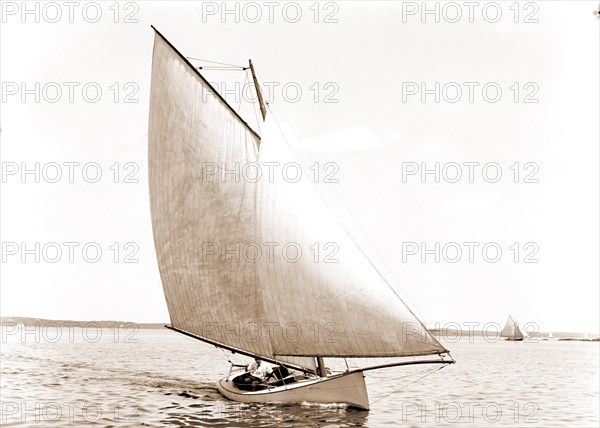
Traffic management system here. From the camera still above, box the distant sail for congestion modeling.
[255,115,447,358]
[500,315,526,340]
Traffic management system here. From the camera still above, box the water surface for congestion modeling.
[1,328,598,427]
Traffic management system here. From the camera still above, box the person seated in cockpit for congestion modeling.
[247,358,271,380]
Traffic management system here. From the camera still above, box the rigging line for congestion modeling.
[216,347,250,368]
[251,82,261,134]
[268,102,440,348]
[371,366,438,390]
[197,67,247,71]
[186,57,245,68]
[216,347,234,364]
[238,70,250,114]
[370,364,448,406]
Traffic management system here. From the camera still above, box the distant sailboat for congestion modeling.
[148,26,454,410]
[500,315,526,341]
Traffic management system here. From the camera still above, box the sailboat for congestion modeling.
[148,26,454,410]
[542,331,556,341]
[500,315,527,341]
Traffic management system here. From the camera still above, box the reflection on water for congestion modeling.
[1,328,598,427]
[158,399,369,427]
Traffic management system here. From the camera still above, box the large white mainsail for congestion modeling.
[149,27,447,376]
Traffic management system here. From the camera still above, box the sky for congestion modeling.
[1,1,598,333]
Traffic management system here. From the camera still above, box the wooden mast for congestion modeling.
[249,59,267,121]
[316,357,327,377]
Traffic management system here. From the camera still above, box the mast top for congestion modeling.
[248,59,267,121]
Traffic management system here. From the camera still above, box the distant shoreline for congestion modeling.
[1,317,598,341]
[0,316,166,329]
